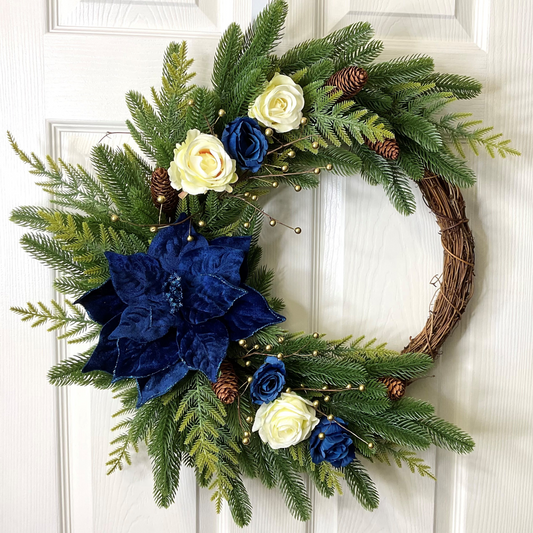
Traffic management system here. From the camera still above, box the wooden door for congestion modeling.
[2,0,531,532]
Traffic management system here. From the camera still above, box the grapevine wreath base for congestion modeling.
[10,1,517,527]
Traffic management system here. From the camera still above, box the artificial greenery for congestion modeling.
[10,0,514,526]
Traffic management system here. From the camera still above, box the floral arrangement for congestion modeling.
[10,0,518,527]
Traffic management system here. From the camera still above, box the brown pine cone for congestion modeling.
[365,138,400,160]
[378,377,406,401]
[150,167,180,215]
[211,359,239,405]
[326,66,369,101]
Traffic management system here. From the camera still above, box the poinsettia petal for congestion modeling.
[136,361,189,407]
[109,305,175,342]
[147,217,208,273]
[180,320,229,382]
[177,246,246,286]
[82,315,121,374]
[75,279,126,325]
[113,331,180,379]
[182,275,246,325]
[222,285,285,341]
[105,251,167,306]
[210,236,251,253]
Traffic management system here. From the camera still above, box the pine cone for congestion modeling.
[326,66,369,101]
[378,377,406,400]
[365,138,400,160]
[150,167,180,215]
[211,359,239,405]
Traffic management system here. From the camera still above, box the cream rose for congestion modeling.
[248,74,305,133]
[168,129,238,195]
[252,392,319,449]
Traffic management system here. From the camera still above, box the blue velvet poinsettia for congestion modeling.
[76,216,285,406]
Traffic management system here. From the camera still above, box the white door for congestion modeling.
[2,1,531,532]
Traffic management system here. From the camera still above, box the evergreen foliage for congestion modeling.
[9,1,492,524]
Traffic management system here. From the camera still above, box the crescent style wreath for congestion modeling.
[9,1,518,526]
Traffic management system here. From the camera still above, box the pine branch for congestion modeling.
[47,350,114,389]
[434,113,520,158]
[11,299,100,343]
[148,399,183,507]
[374,443,436,480]
[343,459,379,510]
[418,416,475,454]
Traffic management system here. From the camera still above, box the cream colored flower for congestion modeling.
[252,392,319,449]
[249,74,305,133]
[169,129,237,195]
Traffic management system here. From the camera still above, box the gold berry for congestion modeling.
[247,376,253,383]
[156,195,166,204]
[150,226,158,233]
[251,195,258,201]
[218,109,226,117]
[281,164,289,172]
[277,353,283,360]
[312,332,319,339]
[294,185,302,192]
[243,431,250,438]
[322,385,328,391]
[187,99,195,106]
[110,214,119,222]
[358,384,366,392]
[269,219,277,227]
[245,416,253,424]
[272,181,279,188]
[294,227,302,234]
[312,400,320,408]
[318,432,325,440]
[368,442,374,450]
[346,383,353,390]
[326,163,333,171]
[264,128,274,137]
[277,336,285,343]
[300,117,308,126]
[314,167,321,175]
[285,387,292,393]
[242,437,250,445]
[244,192,250,197]
[312,141,319,149]
[253,344,260,350]
[197,220,206,227]
[243,222,251,229]
[324,395,331,402]
[238,339,247,346]
[245,361,252,367]
[327,414,334,421]
[186,235,194,242]
[288,150,296,158]
[312,350,318,356]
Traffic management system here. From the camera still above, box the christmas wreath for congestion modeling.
[10,1,518,527]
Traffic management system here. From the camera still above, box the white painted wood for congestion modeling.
[2,0,533,531]
[0,2,60,533]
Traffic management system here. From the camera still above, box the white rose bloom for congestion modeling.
[168,129,238,195]
[249,74,305,133]
[252,392,319,449]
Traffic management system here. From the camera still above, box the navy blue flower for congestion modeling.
[309,417,355,468]
[249,356,286,404]
[221,117,268,173]
[76,215,285,406]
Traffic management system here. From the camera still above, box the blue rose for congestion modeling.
[221,117,268,173]
[309,417,355,468]
[76,214,285,407]
[249,356,286,404]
